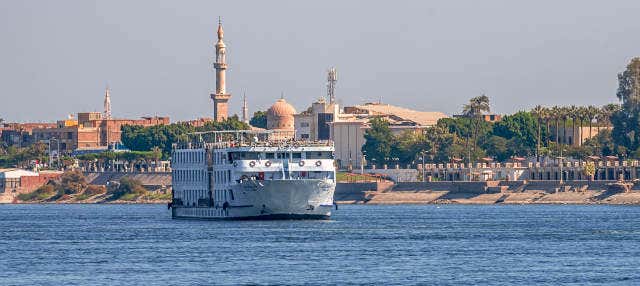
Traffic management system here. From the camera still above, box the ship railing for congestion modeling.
[172,129,333,150]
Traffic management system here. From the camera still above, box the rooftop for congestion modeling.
[0,168,40,179]
[346,103,448,126]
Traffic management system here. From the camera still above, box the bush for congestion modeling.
[59,170,88,194]
[75,185,106,201]
[17,185,56,201]
[108,177,148,200]
[142,192,172,201]
[84,185,106,196]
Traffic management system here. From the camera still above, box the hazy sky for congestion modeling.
[2,0,639,122]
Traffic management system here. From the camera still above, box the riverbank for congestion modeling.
[343,190,640,205]
[3,193,170,204]
[6,177,640,205]
[334,180,640,205]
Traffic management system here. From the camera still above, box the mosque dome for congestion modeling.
[266,98,296,130]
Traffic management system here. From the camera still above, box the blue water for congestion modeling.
[1,204,639,285]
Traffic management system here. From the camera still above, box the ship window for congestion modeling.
[230,152,259,161]
[292,153,301,159]
[277,153,289,159]
[265,153,275,159]
[306,151,332,159]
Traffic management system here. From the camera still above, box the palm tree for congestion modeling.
[531,105,546,161]
[462,94,491,117]
[560,107,570,145]
[540,106,552,145]
[551,106,562,144]
[576,106,588,145]
[568,105,578,145]
[462,94,491,151]
[586,105,599,139]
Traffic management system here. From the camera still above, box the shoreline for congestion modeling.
[5,180,640,205]
[5,197,640,205]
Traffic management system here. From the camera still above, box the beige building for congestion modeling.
[552,125,611,146]
[332,102,448,169]
[294,97,339,141]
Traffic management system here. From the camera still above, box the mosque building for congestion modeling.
[210,21,447,168]
[265,97,296,139]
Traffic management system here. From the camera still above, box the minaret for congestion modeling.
[103,86,112,120]
[242,93,249,123]
[210,18,231,122]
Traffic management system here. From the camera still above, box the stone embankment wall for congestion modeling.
[334,180,640,205]
[80,172,640,205]
[84,172,171,189]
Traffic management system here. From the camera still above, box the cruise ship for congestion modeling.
[169,130,336,220]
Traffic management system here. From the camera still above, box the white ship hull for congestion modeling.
[172,179,335,220]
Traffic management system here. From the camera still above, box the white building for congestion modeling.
[294,97,339,141]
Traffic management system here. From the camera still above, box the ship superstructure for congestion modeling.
[170,130,336,219]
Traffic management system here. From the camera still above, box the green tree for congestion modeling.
[0,142,48,168]
[121,116,249,158]
[492,111,545,155]
[583,161,596,180]
[616,57,640,108]
[249,111,267,129]
[610,58,640,156]
[583,129,616,156]
[395,131,429,164]
[611,58,640,157]
[483,136,510,161]
[361,117,394,164]
[463,94,491,151]
[462,94,491,117]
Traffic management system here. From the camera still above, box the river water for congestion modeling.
[1,204,639,285]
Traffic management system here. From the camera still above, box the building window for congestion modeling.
[300,122,309,127]
[301,134,310,139]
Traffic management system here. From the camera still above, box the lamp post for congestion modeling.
[558,146,564,185]
[47,137,60,169]
[361,152,366,175]
[421,151,426,182]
